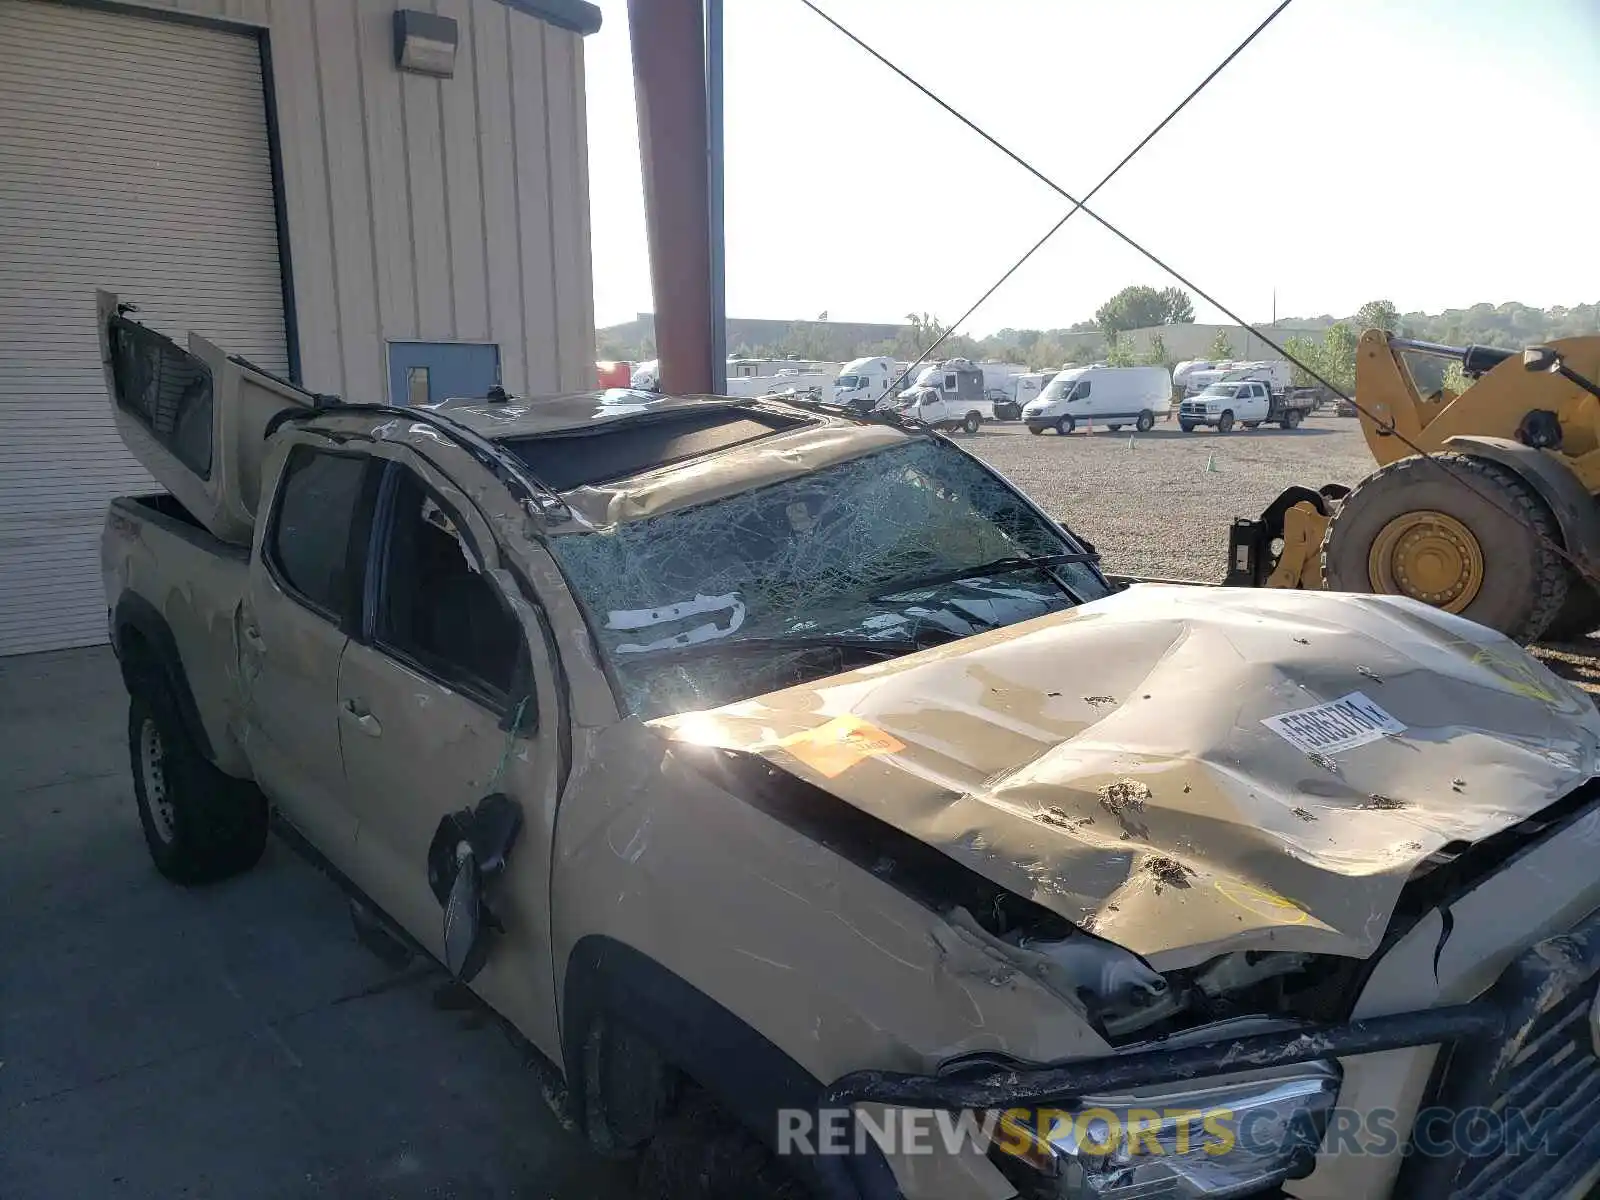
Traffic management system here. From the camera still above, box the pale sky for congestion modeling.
[582,0,1600,334]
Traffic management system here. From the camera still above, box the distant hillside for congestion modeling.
[596,300,1597,369]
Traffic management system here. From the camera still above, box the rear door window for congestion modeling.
[267,448,371,621]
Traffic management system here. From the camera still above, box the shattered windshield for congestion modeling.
[550,439,1108,717]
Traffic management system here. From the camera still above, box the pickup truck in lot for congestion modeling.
[1178,380,1317,432]
[98,289,1600,1200]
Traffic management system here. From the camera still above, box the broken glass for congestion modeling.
[550,439,1108,717]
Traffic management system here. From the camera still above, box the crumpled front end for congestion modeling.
[657,584,1600,970]
[642,585,1600,1198]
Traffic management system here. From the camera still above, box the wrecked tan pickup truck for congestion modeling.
[99,291,1600,1200]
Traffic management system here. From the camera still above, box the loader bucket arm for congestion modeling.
[1356,328,1431,466]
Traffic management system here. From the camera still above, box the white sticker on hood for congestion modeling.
[1262,692,1405,755]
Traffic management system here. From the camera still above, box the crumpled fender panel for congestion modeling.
[655,584,1600,970]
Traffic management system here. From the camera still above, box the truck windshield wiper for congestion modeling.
[870,552,1099,600]
[623,632,934,666]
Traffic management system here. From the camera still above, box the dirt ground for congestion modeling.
[965,413,1600,692]
[964,413,1375,582]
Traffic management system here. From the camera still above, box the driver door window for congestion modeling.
[370,468,525,709]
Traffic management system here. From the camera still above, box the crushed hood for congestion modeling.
[655,585,1600,969]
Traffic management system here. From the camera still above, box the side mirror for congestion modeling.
[427,793,524,981]
[1524,346,1561,374]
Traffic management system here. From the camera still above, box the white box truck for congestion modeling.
[830,356,897,412]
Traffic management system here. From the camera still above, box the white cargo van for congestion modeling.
[831,357,896,411]
[1021,365,1172,435]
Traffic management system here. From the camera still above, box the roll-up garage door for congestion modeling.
[0,1,288,654]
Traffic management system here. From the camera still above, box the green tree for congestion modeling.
[1319,322,1359,394]
[1355,299,1401,334]
[1105,334,1138,367]
[1440,361,1473,396]
[1095,285,1194,337]
[1281,335,1323,387]
[1208,330,1236,359]
[1140,333,1170,367]
[1159,287,1195,324]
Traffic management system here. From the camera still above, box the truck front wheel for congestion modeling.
[1217,411,1235,433]
[1179,421,1196,433]
[638,1089,808,1200]
[129,685,268,884]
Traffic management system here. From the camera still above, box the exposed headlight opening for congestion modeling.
[988,1062,1339,1198]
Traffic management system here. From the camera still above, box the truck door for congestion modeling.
[334,456,563,1051]
[1248,383,1270,420]
[241,440,379,868]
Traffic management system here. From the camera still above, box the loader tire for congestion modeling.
[1538,576,1600,643]
[1321,453,1568,643]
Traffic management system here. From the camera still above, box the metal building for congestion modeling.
[0,0,599,655]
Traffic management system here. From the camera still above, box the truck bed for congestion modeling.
[103,493,253,777]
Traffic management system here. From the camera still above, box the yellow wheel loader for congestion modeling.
[1226,329,1600,642]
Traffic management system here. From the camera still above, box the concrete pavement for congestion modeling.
[0,646,633,1199]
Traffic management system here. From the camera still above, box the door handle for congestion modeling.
[341,699,383,737]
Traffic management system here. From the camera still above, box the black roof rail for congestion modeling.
[263,400,571,522]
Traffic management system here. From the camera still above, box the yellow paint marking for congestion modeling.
[1214,879,1310,925]
[1470,649,1562,706]
[778,714,906,778]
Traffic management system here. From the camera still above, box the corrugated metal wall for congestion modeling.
[118,0,596,400]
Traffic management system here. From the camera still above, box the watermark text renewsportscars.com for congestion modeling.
[776,1105,1561,1159]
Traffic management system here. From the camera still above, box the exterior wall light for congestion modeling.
[393,10,459,78]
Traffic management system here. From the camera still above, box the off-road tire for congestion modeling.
[1135,410,1155,432]
[1217,411,1236,433]
[962,411,981,435]
[1179,421,1196,433]
[1539,576,1600,643]
[1321,453,1568,642]
[1055,415,1075,435]
[129,684,268,884]
[638,1089,809,1200]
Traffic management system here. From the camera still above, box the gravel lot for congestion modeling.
[965,414,1376,581]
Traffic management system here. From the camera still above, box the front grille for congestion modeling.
[1399,908,1600,1199]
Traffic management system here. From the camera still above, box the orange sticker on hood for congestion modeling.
[777,714,906,778]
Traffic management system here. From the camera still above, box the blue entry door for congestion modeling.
[387,341,501,406]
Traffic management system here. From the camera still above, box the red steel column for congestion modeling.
[628,0,715,395]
